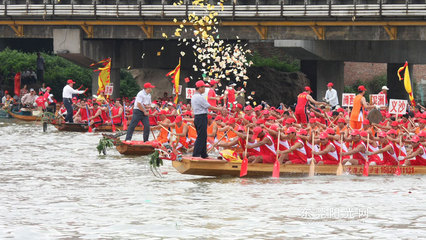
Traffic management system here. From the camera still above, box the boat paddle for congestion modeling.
[207,129,230,153]
[85,105,92,133]
[272,129,281,178]
[122,102,128,131]
[336,134,344,176]
[309,131,315,177]
[107,104,116,133]
[240,127,250,177]
[363,134,370,177]
[395,135,402,176]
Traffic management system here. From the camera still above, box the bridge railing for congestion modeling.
[1,3,425,18]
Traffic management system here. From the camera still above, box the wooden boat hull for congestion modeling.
[172,157,426,177]
[7,110,39,121]
[116,143,155,155]
[53,123,89,132]
[52,122,144,132]
[96,125,144,132]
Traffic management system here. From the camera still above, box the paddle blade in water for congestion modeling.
[395,165,401,176]
[363,161,369,177]
[336,162,343,176]
[240,157,248,177]
[309,158,315,177]
[272,160,280,178]
[88,125,93,133]
[112,124,116,132]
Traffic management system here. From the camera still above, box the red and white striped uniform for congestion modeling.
[411,144,426,165]
[318,141,339,165]
[382,142,398,165]
[256,133,277,163]
[288,138,308,164]
[352,141,368,165]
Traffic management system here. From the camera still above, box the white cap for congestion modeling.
[382,86,389,90]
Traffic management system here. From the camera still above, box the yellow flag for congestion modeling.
[397,61,416,106]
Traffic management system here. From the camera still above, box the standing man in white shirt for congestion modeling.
[324,82,339,109]
[191,80,223,158]
[62,79,87,123]
[125,82,155,142]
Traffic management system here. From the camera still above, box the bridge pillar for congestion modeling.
[387,63,413,102]
[110,68,121,99]
[301,60,344,105]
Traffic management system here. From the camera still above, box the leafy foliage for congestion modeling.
[0,48,141,100]
[0,48,92,100]
[344,75,387,102]
[149,150,163,168]
[119,70,140,98]
[97,137,114,155]
[248,52,300,72]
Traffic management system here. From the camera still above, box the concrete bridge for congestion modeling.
[0,0,426,100]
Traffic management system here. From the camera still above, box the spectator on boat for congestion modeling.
[1,90,9,105]
[62,79,87,123]
[20,85,28,97]
[21,88,37,107]
[125,82,156,142]
[39,83,47,94]
[324,82,339,110]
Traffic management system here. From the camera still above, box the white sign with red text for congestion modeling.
[388,99,407,115]
[186,88,209,99]
[105,84,113,96]
[342,93,356,107]
[172,85,182,95]
[370,94,386,107]
[186,88,195,99]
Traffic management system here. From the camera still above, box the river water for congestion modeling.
[0,119,425,239]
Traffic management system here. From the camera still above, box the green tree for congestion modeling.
[0,48,141,100]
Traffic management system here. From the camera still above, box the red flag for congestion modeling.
[240,157,248,177]
[363,160,369,177]
[166,58,181,104]
[14,73,21,97]
[272,160,280,178]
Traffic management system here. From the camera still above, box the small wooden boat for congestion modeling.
[115,141,157,155]
[101,133,161,156]
[172,157,426,177]
[53,122,89,132]
[7,109,41,121]
[52,121,144,132]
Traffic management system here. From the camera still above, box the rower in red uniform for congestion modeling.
[342,130,368,165]
[367,131,398,165]
[312,133,339,165]
[246,126,276,164]
[278,127,308,164]
[401,136,426,166]
[88,102,103,127]
[295,86,325,124]
[110,99,123,125]
[217,128,260,158]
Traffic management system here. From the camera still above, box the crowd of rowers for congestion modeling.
[63,88,426,167]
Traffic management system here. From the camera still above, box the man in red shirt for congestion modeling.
[207,79,221,107]
[295,86,325,124]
